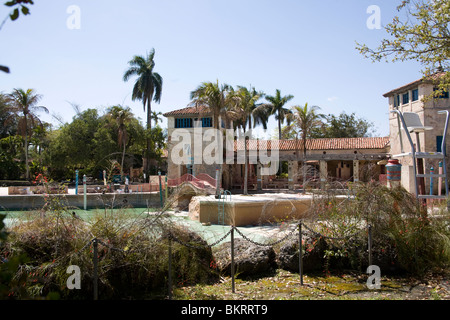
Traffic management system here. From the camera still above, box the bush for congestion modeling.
[307,182,450,276]
[1,205,217,299]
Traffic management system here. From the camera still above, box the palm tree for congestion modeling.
[107,105,134,181]
[262,89,294,174]
[234,86,269,194]
[263,89,294,141]
[123,49,163,174]
[289,103,324,193]
[151,110,163,126]
[190,80,235,195]
[7,88,48,180]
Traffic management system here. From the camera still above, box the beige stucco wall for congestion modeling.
[388,83,450,194]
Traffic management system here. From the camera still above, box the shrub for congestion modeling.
[307,182,450,276]
[2,204,217,299]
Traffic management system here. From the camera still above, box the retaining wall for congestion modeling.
[0,192,162,211]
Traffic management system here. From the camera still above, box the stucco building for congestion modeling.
[383,72,450,196]
[163,106,390,191]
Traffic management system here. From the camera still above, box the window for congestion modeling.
[402,92,409,104]
[412,89,419,101]
[175,118,193,128]
[433,88,449,99]
[201,117,212,128]
[396,95,400,108]
[437,136,443,153]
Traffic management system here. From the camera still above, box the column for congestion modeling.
[288,161,298,190]
[320,161,328,190]
[353,160,360,183]
[257,163,262,191]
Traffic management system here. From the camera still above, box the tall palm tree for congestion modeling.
[190,80,235,195]
[234,86,269,194]
[107,105,134,181]
[7,88,48,180]
[263,89,294,141]
[123,49,163,174]
[289,103,324,193]
[262,89,294,175]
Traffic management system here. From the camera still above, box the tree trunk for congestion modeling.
[302,138,307,194]
[121,140,126,182]
[24,132,29,180]
[214,113,222,197]
[244,133,248,195]
[24,115,29,180]
[278,117,282,175]
[146,99,152,176]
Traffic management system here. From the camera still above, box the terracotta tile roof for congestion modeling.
[163,105,211,117]
[235,137,390,151]
[383,72,447,97]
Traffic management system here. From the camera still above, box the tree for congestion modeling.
[234,86,268,194]
[356,0,450,99]
[123,49,163,174]
[107,105,134,181]
[190,80,235,195]
[0,92,16,137]
[315,112,375,138]
[1,0,35,73]
[151,110,163,126]
[262,89,294,174]
[47,109,103,179]
[6,88,48,180]
[289,103,324,193]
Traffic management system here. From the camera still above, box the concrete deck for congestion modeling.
[189,193,329,226]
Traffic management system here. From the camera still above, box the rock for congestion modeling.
[277,230,327,273]
[213,238,277,278]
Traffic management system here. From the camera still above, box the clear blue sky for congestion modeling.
[0,0,423,137]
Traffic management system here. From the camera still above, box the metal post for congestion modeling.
[93,238,98,300]
[438,162,443,197]
[215,168,220,198]
[75,170,79,195]
[83,174,87,210]
[230,226,235,294]
[165,175,168,201]
[299,223,303,286]
[168,236,173,300]
[430,166,434,196]
[158,171,163,208]
[368,225,373,267]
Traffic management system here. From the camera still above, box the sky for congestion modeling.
[0,0,424,137]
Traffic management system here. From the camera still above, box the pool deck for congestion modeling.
[188,193,338,227]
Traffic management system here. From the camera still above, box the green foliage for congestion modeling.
[46,108,150,180]
[4,0,34,21]
[1,192,216,299]
[309,182,450,276]
[313,112,376,138]
[356,0,450,99]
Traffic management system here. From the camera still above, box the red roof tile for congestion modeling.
[383,72,447,97]
[163,106,211,117]
[235,137,390,151]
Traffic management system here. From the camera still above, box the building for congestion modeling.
[383,72,450,195]
[163,106,390,191]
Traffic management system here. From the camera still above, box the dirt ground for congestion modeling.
[175,269,450,300]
